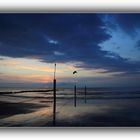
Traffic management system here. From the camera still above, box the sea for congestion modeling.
[0,87,140,127]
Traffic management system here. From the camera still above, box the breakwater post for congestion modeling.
[85,86,87,104]
[74,85,77,107]
[53,79,56,126]
[53,63,56,126]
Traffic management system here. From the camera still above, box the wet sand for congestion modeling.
[0,88,140,127]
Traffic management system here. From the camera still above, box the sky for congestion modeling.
[0,13,140,88]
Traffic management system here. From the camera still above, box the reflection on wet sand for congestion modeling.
[0,107,52,127]
[0,88,140,127]
[0,101,48,119]
[56,99,140,127]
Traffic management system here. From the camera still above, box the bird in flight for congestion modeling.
[73,71,77,74]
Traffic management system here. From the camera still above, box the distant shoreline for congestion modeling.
[0,89,53,95]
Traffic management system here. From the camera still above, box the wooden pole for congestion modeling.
[74,85,76,107]
[53,64,56,126]
[85,86,87,104]
[53,79,56,126]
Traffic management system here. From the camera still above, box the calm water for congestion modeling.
[0,87,140,127]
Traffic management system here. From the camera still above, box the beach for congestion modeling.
[0,87,140,127]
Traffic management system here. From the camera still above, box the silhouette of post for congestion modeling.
[73,71,77,107]
[74,85,76,107]
[53,63,56,126]
[53,79,56,126]
[84,86,87,104]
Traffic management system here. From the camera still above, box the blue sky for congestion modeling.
[0,13,140,87]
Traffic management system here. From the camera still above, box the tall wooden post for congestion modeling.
[53,64,56,126]
[53,79,56,126]
[85,86,87,104]
[74,85,76,107]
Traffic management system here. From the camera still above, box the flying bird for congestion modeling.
[73,71,77,74]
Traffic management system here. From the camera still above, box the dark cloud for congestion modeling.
[0,14,140,75]
[0,14,109,56]
[111,14,140,34]
[135,40,140,50]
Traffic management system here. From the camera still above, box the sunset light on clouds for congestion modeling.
[0,56,115,85]
[0,14,140,88]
